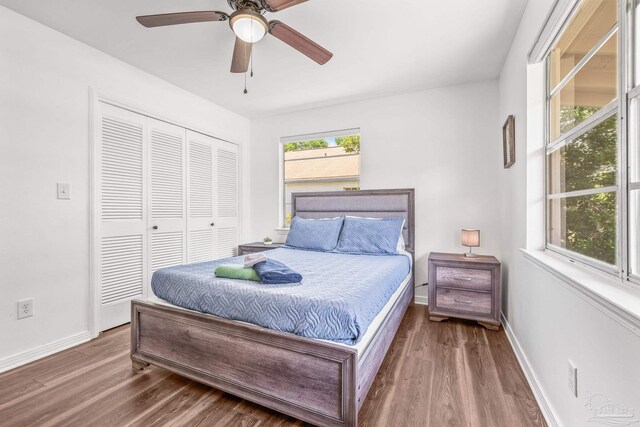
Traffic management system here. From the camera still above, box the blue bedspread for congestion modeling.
[151,247,411,344]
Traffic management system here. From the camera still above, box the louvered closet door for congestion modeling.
[186,131,216,263]
[148,119,187,288]
[215,140,240,258]
[97,103,148,331]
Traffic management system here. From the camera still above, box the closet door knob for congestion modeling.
[210,223,215,227]
[152,226,158,230]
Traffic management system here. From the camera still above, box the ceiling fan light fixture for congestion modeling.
[230,10,268,43]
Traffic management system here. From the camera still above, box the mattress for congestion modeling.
[151,247,412,344]
[333,271,412,354]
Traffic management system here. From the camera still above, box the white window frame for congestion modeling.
[542,0,640,287]
[278,128,360,229]
[627,0,640,283]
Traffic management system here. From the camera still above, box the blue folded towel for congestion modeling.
[254,259,302,284]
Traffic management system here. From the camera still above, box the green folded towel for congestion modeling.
[214,264,260,282]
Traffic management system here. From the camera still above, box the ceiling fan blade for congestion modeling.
[231,37,252,73]
[262,0,308,12]
[136,11,228,28]
[268,21,332,65]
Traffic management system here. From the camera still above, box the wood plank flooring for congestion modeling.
[0,305,545,426]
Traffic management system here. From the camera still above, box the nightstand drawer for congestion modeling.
[435,288,492,315]
[436,266,492,292]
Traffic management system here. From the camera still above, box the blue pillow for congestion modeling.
[336,216,405,255]
[285,216,344,252]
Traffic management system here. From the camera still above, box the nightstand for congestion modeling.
[238,242,284,256]
[428,252,501,330]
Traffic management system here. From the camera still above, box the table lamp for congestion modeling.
[462,229,480,258]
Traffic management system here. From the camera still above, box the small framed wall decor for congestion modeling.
[503,115,515,168]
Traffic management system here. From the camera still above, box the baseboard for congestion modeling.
[501,313,561,427]
[0,330,92,374]
[414,295,428,305]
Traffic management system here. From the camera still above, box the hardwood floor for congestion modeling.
[0,305,545,426]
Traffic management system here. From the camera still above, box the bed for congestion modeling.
[130,189,415,426]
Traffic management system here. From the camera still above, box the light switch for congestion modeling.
[57,183,70,200]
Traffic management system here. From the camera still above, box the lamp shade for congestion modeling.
[230,10,268,43]
[461,229,480,247]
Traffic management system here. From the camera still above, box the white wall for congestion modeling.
[0,6,251,365]
[250,80,502,299]
[498,1,640,425]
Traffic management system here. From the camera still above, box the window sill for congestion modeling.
[275,227,290,236]
[521,249,640,336]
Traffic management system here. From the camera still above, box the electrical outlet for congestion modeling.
[17,298,33,319]
[568,360,578,397]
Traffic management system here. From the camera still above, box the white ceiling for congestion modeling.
[0,0,528,118]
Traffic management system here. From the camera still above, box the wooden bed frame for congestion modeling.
[130,189,415,426]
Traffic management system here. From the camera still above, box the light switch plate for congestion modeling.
[568,360,578,397]
[57,183,70,200]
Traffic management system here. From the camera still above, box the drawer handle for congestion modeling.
[443,275,472,281]
[453,298,473,304]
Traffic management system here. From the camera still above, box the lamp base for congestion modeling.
[464,252,478,258]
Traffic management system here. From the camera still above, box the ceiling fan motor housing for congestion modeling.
[228,0,269,12]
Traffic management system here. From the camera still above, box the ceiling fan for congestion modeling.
[136,0,333,75]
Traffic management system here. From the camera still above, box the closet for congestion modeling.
[95,102,239,331]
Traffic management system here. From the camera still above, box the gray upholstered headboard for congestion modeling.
[291,189,415,253]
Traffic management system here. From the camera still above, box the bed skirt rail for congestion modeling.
[130,300,358,427]
[356,277,413,410]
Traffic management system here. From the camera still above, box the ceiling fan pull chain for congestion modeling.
[244,36,249,93]
[250,17,255,77]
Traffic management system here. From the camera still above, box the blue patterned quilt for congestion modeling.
[151,247,411,344]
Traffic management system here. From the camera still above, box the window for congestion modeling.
[545,0,640,284]
[280,130,360,227]
[546,0,621,271]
